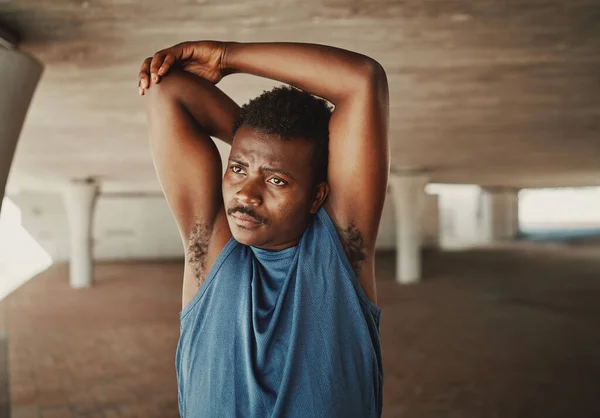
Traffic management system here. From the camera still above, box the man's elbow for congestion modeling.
[363,59,387,84]
[143,70,183,104]
[357,59,389,102]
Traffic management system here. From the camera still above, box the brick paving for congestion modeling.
[2,242,600,417]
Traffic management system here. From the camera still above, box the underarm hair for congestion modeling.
[187,220,210,287]
[336,220,367,277]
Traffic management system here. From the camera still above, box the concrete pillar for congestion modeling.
[0,48,43,213]
[389,172,428,284]
[64,179,99,288]
[479,187,519,243]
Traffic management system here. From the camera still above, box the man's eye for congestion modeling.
[231,166,243,174]
[269,178,286,186]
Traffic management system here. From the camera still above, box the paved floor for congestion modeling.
[2,241,600,418]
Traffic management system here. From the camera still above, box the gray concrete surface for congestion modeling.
[1,0,599,193]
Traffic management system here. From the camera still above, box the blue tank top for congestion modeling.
[175,206,383,417]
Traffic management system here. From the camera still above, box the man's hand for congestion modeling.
[138,41,228,96]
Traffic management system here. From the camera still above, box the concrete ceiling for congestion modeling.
[2,0,599,193]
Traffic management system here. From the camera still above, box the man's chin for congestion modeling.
[230,224,263,246]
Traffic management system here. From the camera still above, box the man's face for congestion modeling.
[222,125,325,250]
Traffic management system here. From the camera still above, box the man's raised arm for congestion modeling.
[222,42,389,302]
[142,68,237,308]
[141,41,389,303]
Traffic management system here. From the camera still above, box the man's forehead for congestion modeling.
[231,132,312,164]
[230,137,284,163]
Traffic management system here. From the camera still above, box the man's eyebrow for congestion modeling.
[229,158,248,167]
[229,158,296,181]
[262,167,296,181]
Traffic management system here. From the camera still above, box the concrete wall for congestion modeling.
[10,192,71,262]
[376,192,439,250]
[94,195,183,260]
[423,194,440,248]
[480,188,519,242]
[9,189,440,262]
[10,192,182,262]
[432,184,483,249]
[432,184,522,248]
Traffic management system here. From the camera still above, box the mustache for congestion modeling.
[227,206,264,224]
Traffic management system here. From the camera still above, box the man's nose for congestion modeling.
[235,180,263,206]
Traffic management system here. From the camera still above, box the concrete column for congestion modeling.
[479,187,519,243]
[0,48,43,213]
[64,179,99,288]
[389,172,428,284]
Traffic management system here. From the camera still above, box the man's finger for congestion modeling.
[158,54,176,76]
[150,52,167,83]
[139,57,152,89]
[139,57,152,74]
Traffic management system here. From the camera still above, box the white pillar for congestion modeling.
[389,172,428,284]
[0,48,43,213]
[479,187,519,243]
[64,179,99,288]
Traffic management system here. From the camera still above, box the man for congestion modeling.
[138,41,389,417]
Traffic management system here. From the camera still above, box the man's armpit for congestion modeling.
[187,220,211,287]
[335,220,367,278]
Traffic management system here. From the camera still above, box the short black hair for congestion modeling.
[232,85,332,186]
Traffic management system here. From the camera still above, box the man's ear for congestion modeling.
[310,182,329,214]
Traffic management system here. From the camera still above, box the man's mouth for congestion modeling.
[231,213,263,229]
[232,213,261,223]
